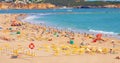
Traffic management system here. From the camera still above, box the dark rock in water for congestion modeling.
[75,6,90,9]
[80,6,90,8]
[11,55,18,59]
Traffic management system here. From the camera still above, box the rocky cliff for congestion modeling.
[0,3,56,9]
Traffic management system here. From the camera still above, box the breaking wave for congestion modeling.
[89,29,118,35]
[21,15,45,24]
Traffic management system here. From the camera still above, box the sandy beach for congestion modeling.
[0,14,120,63]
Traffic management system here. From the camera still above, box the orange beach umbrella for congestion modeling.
[96,33,102,40]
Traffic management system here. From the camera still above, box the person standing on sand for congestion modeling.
[80,38,87,46]
[111,40,116,48]
[109,40,116,54]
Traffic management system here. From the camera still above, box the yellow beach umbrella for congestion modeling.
[54,52,59,56]
[54,51,60,56]
[78,48,85,55]
[0,47,3,50]
[102,48,109,54]
[45,49,50,52]
[37,47,42,51]
[26,50,31,56]
[13,49,19,55]
[65,50,71,56]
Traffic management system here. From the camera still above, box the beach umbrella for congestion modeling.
[13,49,18,55]
[38,47,42,51]
[96,33,102,40]
[65,50,71,56]
[54,52,59,56]
[9,28,12,30]
[16,31,21,34]
[26,50,31,56]
[102,48,109,54]
[54,32,59,37]
[78,48,85,54]
[93,33,102,42]
[0,47,3,50]
[70,40,74,45]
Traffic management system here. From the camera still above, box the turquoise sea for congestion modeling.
[0,8,120,38]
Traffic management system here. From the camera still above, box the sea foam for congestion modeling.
[21,15,45,24]
[89,29,118,35]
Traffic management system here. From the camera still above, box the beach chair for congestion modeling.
[97,48,102,53]
[13,49,19,55]
[90,47,97,55]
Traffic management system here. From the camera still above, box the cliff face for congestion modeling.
[0,3,56,9]
[104,5,118,8]
[0,2,120,9]
[117,4,120,8]
[0,3,9,9]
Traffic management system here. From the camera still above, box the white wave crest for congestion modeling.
[89,29,118,35]
[21,15,45,24]
[23,15,39,21]
[38,13,51,15]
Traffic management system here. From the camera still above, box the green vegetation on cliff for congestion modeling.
[43,0,120,6]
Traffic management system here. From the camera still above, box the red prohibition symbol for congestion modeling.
[29,43,35,49]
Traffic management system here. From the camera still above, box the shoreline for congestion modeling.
[1,14,120,45]
[20,13,120,40]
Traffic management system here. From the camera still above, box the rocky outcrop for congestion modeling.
[0,2,56,9]
[0,3,9,9]
[104,5,118,8]
[75,4,120,9]
[28,3,37,9]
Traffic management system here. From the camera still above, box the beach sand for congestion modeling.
[0,14,120,63]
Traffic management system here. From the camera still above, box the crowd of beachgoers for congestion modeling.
[0,14,120,63]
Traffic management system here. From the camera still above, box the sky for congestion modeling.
[87,0,120,1]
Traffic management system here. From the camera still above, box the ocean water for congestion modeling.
[0,8,120,38]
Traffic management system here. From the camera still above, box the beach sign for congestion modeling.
[29,43,35,49]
